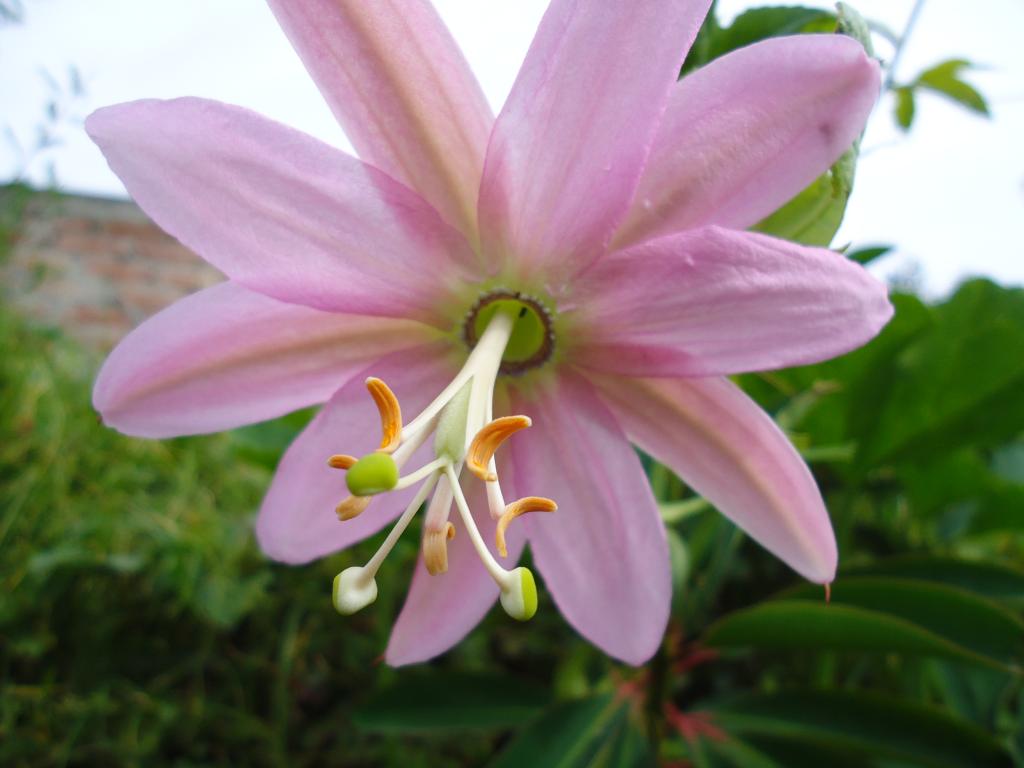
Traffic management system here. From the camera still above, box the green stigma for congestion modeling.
[465,292,554,375]
[517,567,538,621]
[345,452,399,496]
[473,299,546,364]
[500,566,539,621]
[332,571,343,605]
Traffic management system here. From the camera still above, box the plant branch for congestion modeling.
[884,0,928,90]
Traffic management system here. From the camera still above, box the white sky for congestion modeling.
[2,0,1022,297]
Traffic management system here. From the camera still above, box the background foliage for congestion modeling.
[1,2,1019,767]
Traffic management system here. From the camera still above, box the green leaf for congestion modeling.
[660,497,710,524]
[488,695,623,768]
[753,144,857,246]
[667,527,691,597]
[992,440,1024,483]
[854,280,1024,468]
[783,577,1024,670]
[679,3,723,75]
[229,407,316,469]
[894,449,1024,540]
[841,556,1024,605]
[846,244,893,265]
[708,7,836,61]
[710,690,1013,767]
[915,59,990,116]
[790,292,932,457]
[899,450,993,519]
[704,601,1014,672]
[680,4,839,76]
[590,712,656,768]
[970,481,1024,535]
[697,738,786,768]
[703,735,868,768]
[706,576,1024,672]
[836,2,874,56]
[896,86,917,130]
[353,672,550,732]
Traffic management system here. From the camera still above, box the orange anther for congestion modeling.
[467,415,531,481]
[496,496,556,557]
[336,495,371,521]
[423,522,456,575]
[366,377,402,453]
[327,454,358,470]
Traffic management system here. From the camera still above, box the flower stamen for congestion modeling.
[393,457,450,491]
[366,376,402,453]
[422,471,457,575]
[423,521,457,575]
[467,415,532,482]
[327,454,358,470]
[326,303,553,622]
[445,464,539,621]
[336,494,371,521]
[496,496,557,557]
[333,472,439,615]
[486,476,506,521]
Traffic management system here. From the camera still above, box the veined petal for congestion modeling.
[614,35,880,247]
[267,0,493,242]
[478,0,711,283]
[94,282,431,439]
[594,373,837,582]
[507,373,670,666]
[572,227,893,378]
[256,343,457,565]
[386,476,526,666]
[86,98,477,326]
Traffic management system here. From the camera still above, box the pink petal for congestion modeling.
[386,474,526,666]
[594,373,837,582]
[94,282,431,439]
[572,226,893,378]
[507,373,671,666]
[267,0,493,242]
[256,343,457,565]
[86,98,477,326]
[614,35,880,248]
[478,0,711,284]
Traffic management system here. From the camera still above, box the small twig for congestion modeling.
[884,0,928,90]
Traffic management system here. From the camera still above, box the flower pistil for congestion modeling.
[328,303,557,621]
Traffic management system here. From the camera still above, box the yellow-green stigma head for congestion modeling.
[464,291,554,375]
[345,452,399,496]
[500,566,538,621]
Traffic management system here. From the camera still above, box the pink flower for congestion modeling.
[87,0,891,666]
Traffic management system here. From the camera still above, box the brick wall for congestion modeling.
[2,189,221,351]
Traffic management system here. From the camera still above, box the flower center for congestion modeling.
[462,290,554,375]
[324,303,558,623]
